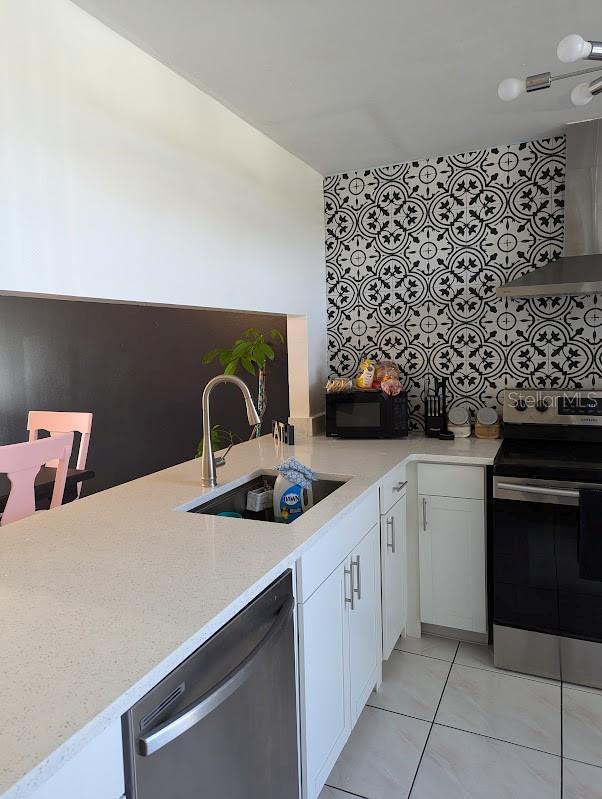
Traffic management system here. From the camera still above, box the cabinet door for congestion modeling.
[419,494,486,634]
[298,562,351,799]
[348,524,381,725]
[381,492,407,659]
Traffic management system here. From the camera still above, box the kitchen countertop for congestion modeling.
[0,433,500,798]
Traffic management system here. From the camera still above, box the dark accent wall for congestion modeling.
[325,136,602,431]
[0,295,289,494]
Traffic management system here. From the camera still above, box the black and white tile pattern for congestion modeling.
[324,137,602,430]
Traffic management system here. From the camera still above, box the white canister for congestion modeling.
[448,407,471,438]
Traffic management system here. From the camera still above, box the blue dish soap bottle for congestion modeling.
[272,457,316,523]
[273,474,313,523]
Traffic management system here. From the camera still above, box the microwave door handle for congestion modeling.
[139,595,294,757]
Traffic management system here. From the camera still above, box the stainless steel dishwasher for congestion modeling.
[122,571,299,798]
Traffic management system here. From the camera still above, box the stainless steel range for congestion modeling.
[492,388,602,687]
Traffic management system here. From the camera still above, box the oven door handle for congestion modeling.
[496,482,580,500]
[138,595,294,756]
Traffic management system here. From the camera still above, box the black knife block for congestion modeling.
[424,378,451,438]
[424,394,444,438]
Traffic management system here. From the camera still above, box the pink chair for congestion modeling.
[27,411,93,498]
[0,433,74,526]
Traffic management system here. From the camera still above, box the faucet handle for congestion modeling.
[214,441,235,468]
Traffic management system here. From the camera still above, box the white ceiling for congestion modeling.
[72,0,602,175]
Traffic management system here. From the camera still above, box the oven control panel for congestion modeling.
[503,389,602,426]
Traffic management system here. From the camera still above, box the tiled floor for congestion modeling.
[319,634,602,798]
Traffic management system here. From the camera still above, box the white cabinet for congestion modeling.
[380,489,407,659]
[298,561,350,799]
[417,463,487,635]
[298,523,381,799]
[296,491,379,602]
[418,493,487,634]
[348,524,381,724]
[27,720,124,799]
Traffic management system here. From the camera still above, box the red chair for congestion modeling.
[0,433,73,526]
[27,411,93,498]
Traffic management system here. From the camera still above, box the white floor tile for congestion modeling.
[563,686,602,768]
[436,664,561,755]
[563,758,602,799]
[327,705,430,799]
[369,649,451,721]
[411,725,561,799]
[319,787,363,799]
[455,641,495,670]
[395,633,458,661]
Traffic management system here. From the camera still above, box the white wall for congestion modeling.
[0,0,326,420]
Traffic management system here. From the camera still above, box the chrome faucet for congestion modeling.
[201,374,261,487]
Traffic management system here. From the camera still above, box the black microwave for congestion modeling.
[325,390,409,438]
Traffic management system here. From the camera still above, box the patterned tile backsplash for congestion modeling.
[324,136,602,430]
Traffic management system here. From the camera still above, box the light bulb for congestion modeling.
[557,33,593,63]
[498,77,526,101]
[571,82,594,106]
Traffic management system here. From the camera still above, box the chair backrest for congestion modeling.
[0,433,74,526]
[27,411,93,497]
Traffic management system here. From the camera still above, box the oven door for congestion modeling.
[493,476,602,683]
[325,392,390,438]
[493,477,564,636]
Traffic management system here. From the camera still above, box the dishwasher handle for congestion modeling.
[139,594,295,757]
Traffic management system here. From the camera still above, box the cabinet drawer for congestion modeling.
[418,463,484,500]
[380,462,408,514]
[297,489,379,603]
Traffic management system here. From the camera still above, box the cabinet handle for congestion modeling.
[386,516,396,553]
[344,563,355,610]
[352,555,361,601]
[422,497,428,531]
[393,480,408,492]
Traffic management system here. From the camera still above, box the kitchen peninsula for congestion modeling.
[0,433,499,799]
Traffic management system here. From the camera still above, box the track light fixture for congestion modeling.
[498,33,602,107]
[571,75,602,106]
[557,34,602,64]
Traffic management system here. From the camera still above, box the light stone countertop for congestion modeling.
[0,433,501,798]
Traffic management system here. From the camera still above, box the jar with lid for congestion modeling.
[475,407,500,439]
[448,406,471,438]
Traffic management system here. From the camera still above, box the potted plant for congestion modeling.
[201,327,284,438]
[195,424,242,459]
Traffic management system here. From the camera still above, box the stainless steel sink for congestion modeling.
[187,473,347,523]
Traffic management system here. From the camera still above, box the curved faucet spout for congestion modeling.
[201,374,260,487]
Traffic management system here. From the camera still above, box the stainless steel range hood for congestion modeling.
[497,118,602,298]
